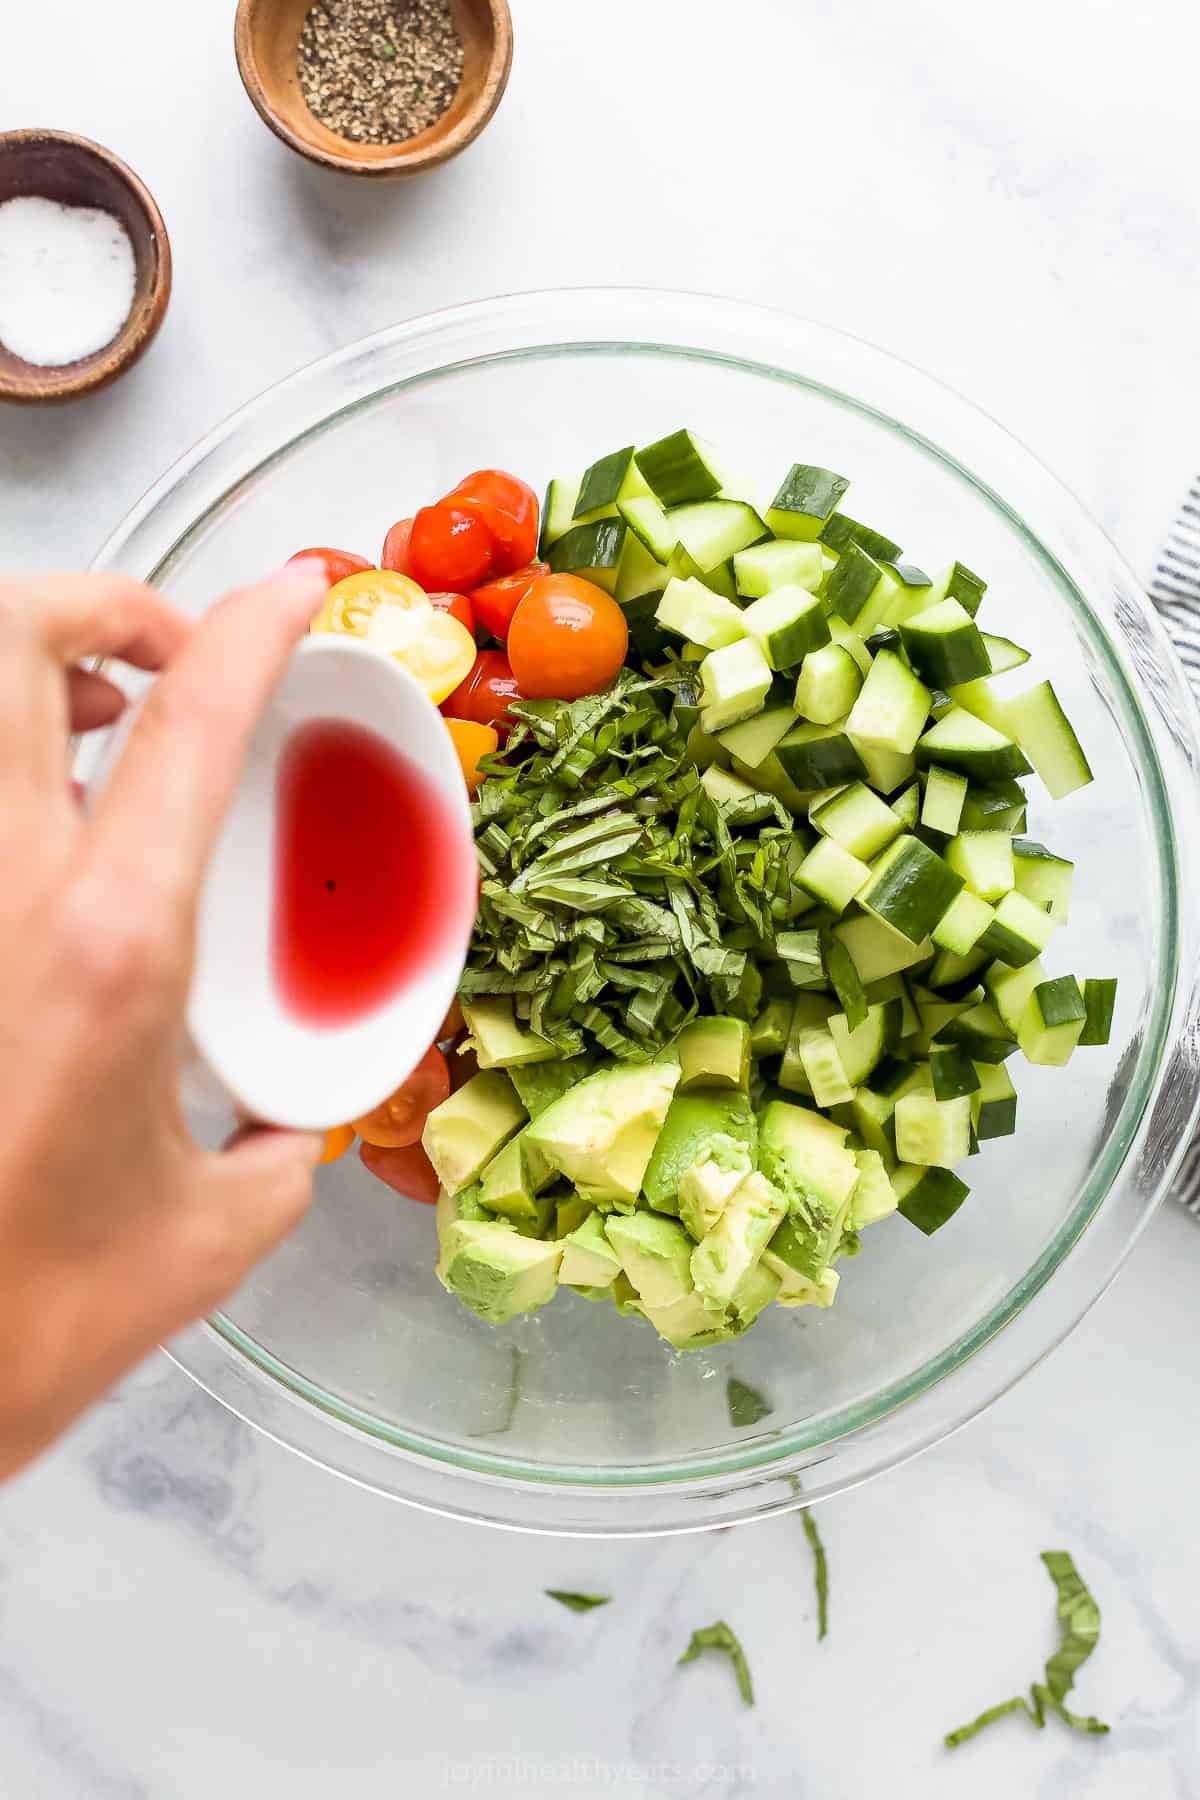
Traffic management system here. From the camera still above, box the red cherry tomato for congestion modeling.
[359,1140,440,1204]
[440,649,526,731]
[450,470,540,575]
[410,502,497,591]
[426,590,476,637]
[507,573,629,701]
[289,547,372,586]
[380,517,415,576]
[470,562,549,641]
[353,1046,450,1148]
[449,1043,479,1091]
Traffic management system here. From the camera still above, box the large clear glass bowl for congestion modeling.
[83,291,1200,1534]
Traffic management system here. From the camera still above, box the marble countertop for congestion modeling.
[2,0,1199,1793]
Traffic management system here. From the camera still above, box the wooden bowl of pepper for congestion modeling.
[235,0,512,176]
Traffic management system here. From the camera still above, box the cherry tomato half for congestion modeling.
[507,573,629,701]
[289,547,372,587]
[359,1140,440,1204]
[353,1046,450,1148]
[410,502,497,592]
[470,562,549,641]
[426,590,476,636]
[440,649,526,731]
[451,470,540,575]
[444,717,499,791]
[380,517,415,577]
[320,1124,356,1164]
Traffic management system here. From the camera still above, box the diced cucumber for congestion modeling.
[916,706,1032,782]
[798,1029,856,1107]
[619,492,678,562]
[546,517,628,593]
[1079,978,1118,1046]
[574,446,650,518]
[797,837,872,913]
[765,464,850,541]
[716,705,795,769]
[946,674,1011,732]
[700,765,763,810]
[865,626,902,657]
[655,575,746,650]
[668,499,767,572]
[1017,975,1087,1065]
[937,999,1018,1063]
[635,429,723,506]
[742,585,830,670]
[540,476,581,553]
[982,632,1030,676]
[986,958,1046,1034]
[972,1062,1017,1138]
[845,649,931,754]
[732,749,815,813]
[834,913,933,983]
[823,928,869,1028]
[750,997,793,1058]
[925,561,986,618]
[794,643,863,724]
[1011,839,1073,923]
[931,888,995,955]
[818,512,902,562]
[851,1058,928,1161]
[945,830,1015,901]
[1001,681,1093,799]
[894,1164,970,1233]
[876,562,934,627]
[775,721,867,790]
[850,1148,898,1227]
[733,538,823,597]
[827,614,874,676]
[892,780,921,828]
[928,945,992,997]
[778,992,837,1093]
[894,1092,972,1168]
[866,973,920,1037]
[960,780,1027,833]
[699,637,773,732]
[829,1000,900,1085]
[811,780,902,861]
[853,739,919,800]
[614,532,670,606]
[978,890,1057,968]
[826,542,884,626]
[899,599,991,687]
[930,1044,980,1101]
[906,986,974,1057]
[921,765,968,836]
[859,834,964,943]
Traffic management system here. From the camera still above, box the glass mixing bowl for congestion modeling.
[84,291,1200,1534]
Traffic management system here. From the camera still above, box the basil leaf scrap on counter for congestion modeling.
[545,1591,611,1613]
[726,1376,771,1428]
[945,1550,1110,1750]
[678,1621,755,1706]
[802,1510,830,1642]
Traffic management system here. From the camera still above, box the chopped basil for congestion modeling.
[545,1591,611,1613]
[678,1620,755,1705]
[802,1511,829,1641]
[726,1376,771,1427]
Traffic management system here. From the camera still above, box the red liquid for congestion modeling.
[272,719,475,1027]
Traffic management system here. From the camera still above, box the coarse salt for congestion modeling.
[0,195,137,368]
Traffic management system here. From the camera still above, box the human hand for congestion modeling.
[0,561,329,1479]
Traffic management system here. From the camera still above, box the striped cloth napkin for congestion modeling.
[1149,480,1200,1217]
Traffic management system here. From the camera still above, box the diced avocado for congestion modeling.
[849,1147,898,1228]
[677,1133,756,1241]
[674,1016,751,1091]
[757,1100,859,1280]
[641,1089,758,1214]
[422,1070,527,1196]
[729,1259,781,1327]
[437,1221,561,1324]
[749,997,793,1059]
[691,1171,788,1313]
[479,1125,557,1223]
[641,1290,736,1350]
[605,1211,696,1310]
[699,637,773,732]
[435,1180,494,1260]
[525,1060,681,1208]
[461,997,558,1069]
[509,1053,593,1118]
[609,1271,646,1317]
[762,1256,840,1309]
[554,1192,593,1238]
[558,1211,622,1288]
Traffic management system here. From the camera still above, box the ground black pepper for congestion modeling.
[298,0,464,145]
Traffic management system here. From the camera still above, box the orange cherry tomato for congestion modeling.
[444,717,499,791]
[507,573,629,700]
[450,470,540,575]
[380,516,415,576]
[353,1045,451,1148]
[319,1124,356,1164]
[289,547,372,586]
[427,590,476,637]
[359,1140,440,1204]
[440,649,526,732]
[470,561,549,641]
[438,997,465,1041]
[410,502,497,591]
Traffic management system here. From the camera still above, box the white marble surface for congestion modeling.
[2,0,1199,1793]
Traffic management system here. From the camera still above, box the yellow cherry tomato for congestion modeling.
[444,717,499,791]
[311,568,429,637]
[320,1124,356,1164]
[312,568,477,703]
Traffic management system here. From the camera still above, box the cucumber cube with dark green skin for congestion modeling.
[858,834,964,944]
[574,446,639,517]
[937,999,1019,1063]
[926,561,987,618]
[818,513,902,562]
[547,517,628,592]
[972,1063,1017,1138]
[981,632,1030,675]
[811,780,903,861]
[894,1165,970,1234]
[960,780,1027,832]
[540,476,581,553]
[765,464,850,541]
[742,585,830,670]
[899,599,991,688]
[865,626,902,656]
[876,562,935,628]
[733,538,824,597]
[1079,978,1118,1046]
[978,890,1057,968]
[930,1044,981,1101]
[775,723,867,790]
[916,707,1032,782]
[825,542,884,625]
[634,430,723,506]
[921,765,968,837]
[1018,975,1087,1065]
[1011,838,1073,923]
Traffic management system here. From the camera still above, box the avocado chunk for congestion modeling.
[422,1070,527,1195]
[641,1289,737,1350]
[757,1100,859,1281]
[605,1212,696,1310]
[690,1171,788,1313]
[849,1147,897,1228]
[553,1192,593,1239]
[558,1210,623,1288]
[437,1221,562,1323]
[674,1016,751,1092]
[677,1134,755,1241]
[461,996,558,1070]
[729,1258,781,1327]
[642,1089,757,1214]
[508,1052,594,1117]
[478,1125,556,1224]
[760,1256,840,1308]
[525,1060,681,1208]
[434,1181,496,1268]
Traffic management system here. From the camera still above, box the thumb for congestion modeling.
[192,1126,322,1303]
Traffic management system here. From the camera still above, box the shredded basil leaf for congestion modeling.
[545,1590,611,1613]
[678,1620,755,1706]
[802,1511,829,1642]
[726,1376,771,1427]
